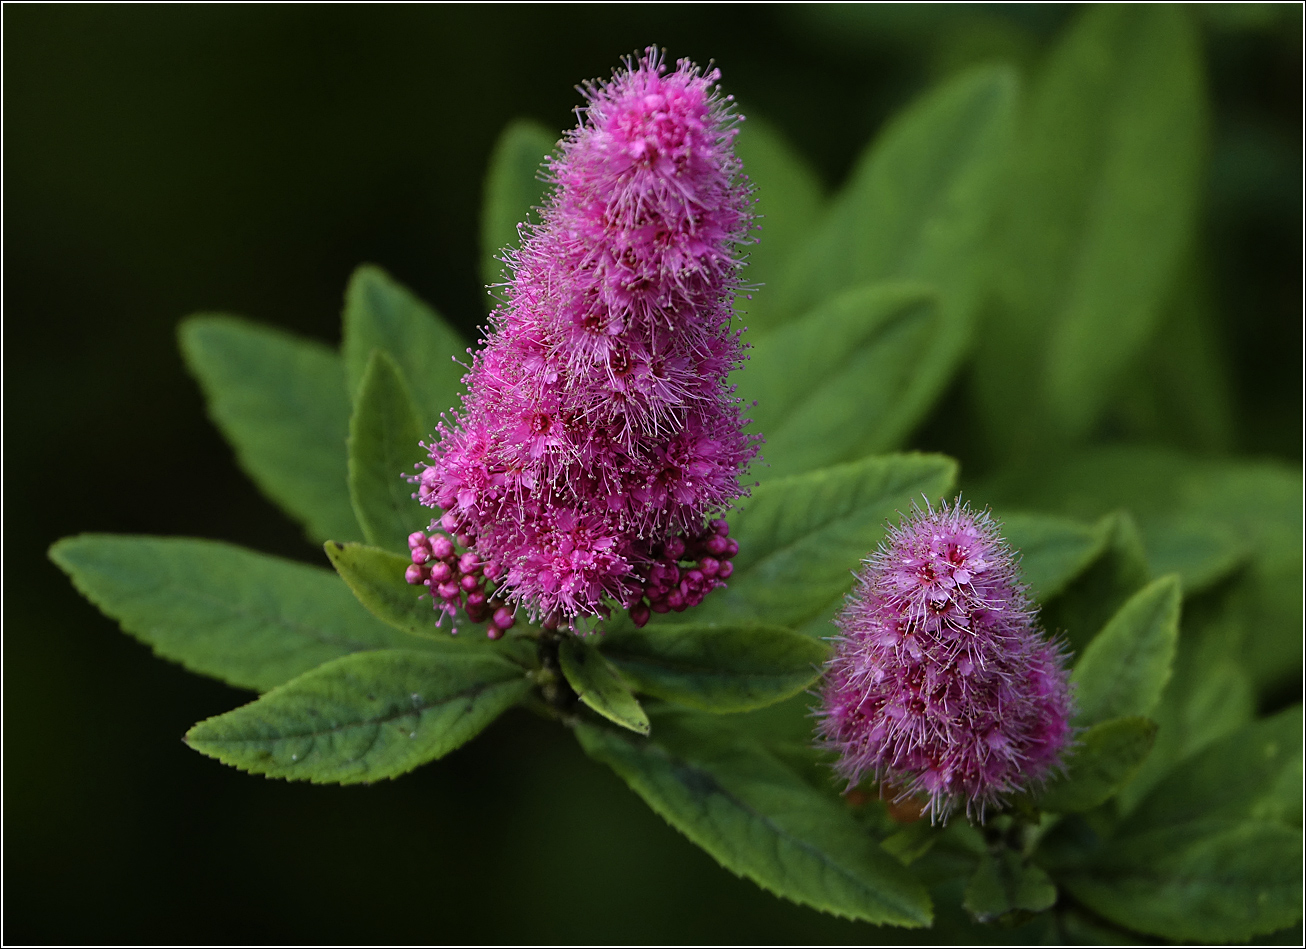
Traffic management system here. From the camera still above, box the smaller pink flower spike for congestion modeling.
[816,498,1075,823]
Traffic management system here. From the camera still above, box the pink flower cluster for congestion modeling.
[817,500,1074,822]
[412,48,758,632]
[628,517,740,627]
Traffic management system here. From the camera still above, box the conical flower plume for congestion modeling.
[410,47,758,635]
[816,499,1074,822]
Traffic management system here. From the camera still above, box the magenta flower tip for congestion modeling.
[816,498,1075,823]
[415,46,759,630]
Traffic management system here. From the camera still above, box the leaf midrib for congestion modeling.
[199,677,523,744]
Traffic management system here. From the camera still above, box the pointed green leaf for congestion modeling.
[1072,575,1181,724]
[983,446,1302,694]
[49,534,431,692]
[600,621,827,713]
[963,851,1057,923]
[731,114,824,333]
[479,118,556,297]
[690,453,957,632]
[324,541,521,650]
[1121,707,1303,834]
[186,649,531,783]
[742,283,944,478]
[559,637,649,736]
[1115,589,1256,814]
[1054,820,1302,943]
[342,264,466,430]
[772,64,1016,327]
[1000,511,1111,603]
[178,315,359,543]
[347,350,429,553]
[575,720,933,927]
[1041,511,1151,656]
[1039,716,1157,814]
[976,4,1205,447]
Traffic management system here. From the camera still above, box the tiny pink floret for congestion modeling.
[411,47,758,633]
[816,499,1075,822]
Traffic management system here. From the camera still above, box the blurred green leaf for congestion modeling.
[600,621,826,713]
[999,511,1110,603]
[985,446,1303,694]
[1103,250,1236,455]
[479,118,555,299]
[186,649,531,784]
[49,534,433,692]
[1039,716,1157,814]
[976,3,1205,449]
[773,64,1016,327]
[690,453,956,632]
[963,850,1057,923]
[742,283,945,478]
[881,822,940,867]
[767,66,1016,456]
[1041,511,1151,656]
[342,264,466,431]
[1120,707,1303,834]
[178,315,360,544]
[731,113,824,334]
[575,719,933,927]
[1072,575,1181,724]
[1055,908,1145,946]
[347,350,429,553]
[560,636,649,735]
[1053,820,1302,942]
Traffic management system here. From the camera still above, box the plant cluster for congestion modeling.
[51,9,1300,944]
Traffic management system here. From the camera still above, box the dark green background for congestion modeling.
[4,4,1299,943]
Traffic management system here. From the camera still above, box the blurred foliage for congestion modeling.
[6,3,1301,944]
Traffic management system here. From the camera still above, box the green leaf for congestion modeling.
[49,534,428,692]
[600,621,827,713]
[178,315,360,544]
[347,350,429,553]
[976,3,1205,447]
[1041,511,1151,657]
[559,637,649,736]
[772,64,1016,328]
[742,283,946,479]
[186,649,531,783]
[479,118,556,299]
[1039,716,1157,814]
[323,541,526,653]
[690,453,957,632]
[1071,575,1181,724]
[985,445,1302,694]
[881,823,940,867]
[731,114,824,334]
[1054,820,1302,942]
[1120,707,1303,834]
[963,851,1057,923]
[341,264,466,431]
[1115,588,1256,814]
[1102,249,1235,456]
[999,511,1111,603]
[575,720,933,927]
